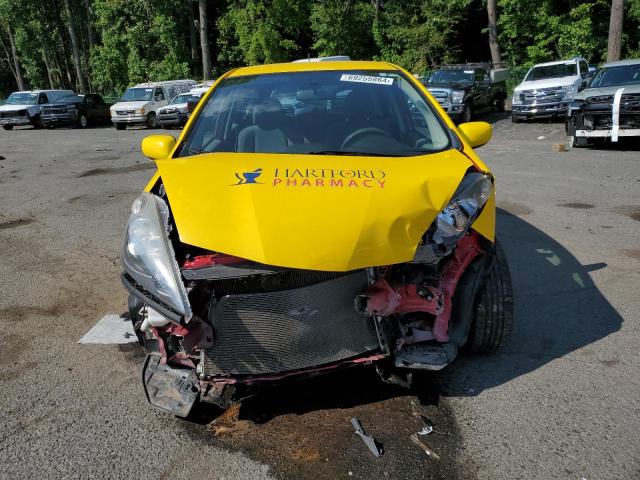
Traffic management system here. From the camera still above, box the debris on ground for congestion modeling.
[207,403,251,437]
[410,400,435,435]
[410,433,441,460]
[351,417,383,457]
[537,135,546,140]
[552,143,567,152]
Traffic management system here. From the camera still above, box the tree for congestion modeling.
[199,0,212,79]
[487,0,502,65]
[607,0,624,61]
[64,0,88,92]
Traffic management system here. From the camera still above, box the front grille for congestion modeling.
[428,89,449,104]
[43,108,69,115]
[116,110,134,115]
[0,111,25,118]
[520,88,564,105]
[202,271,380,376]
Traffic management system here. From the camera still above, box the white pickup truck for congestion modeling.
[0,90,74,130]
[511,58,594,122]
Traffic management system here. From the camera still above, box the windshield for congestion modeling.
[171,94,193,104]
[55,95,83,104]
[120,88,153,102]
[525,63,578,81]
[5,92,38,105]
[589,64,640,88]
[428,70,474,86]
[180,70,450,157]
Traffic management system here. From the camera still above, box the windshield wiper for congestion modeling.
[307,150,405,157]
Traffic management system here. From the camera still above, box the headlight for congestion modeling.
[432,173,493,247]
[563,85,575,100]
[121,193,192,321]
[512,92,522,105]
[135,108,145,115]
[451,91,465,104]
[178,107,187,113]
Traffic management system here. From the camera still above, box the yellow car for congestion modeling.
[121,61,512,416]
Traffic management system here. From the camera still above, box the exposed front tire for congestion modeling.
[460,103,472,123]
[570,136,589,148]
[2,125,13,130]
[146,113,158,129]
[495,98,506,112]
[467,241,513,353]
[77,112,88,128]
[31,115,43,129]
[114,123,126,130]
[511,112,521,123]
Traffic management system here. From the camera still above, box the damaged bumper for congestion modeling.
[568,92,640,141]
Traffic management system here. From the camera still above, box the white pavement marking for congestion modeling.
[79,314,138,344]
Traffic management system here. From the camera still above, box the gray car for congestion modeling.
[566,59,640,147]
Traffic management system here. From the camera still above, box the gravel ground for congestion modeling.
[0,116,638,480]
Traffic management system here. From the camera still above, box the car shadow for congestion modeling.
[189,209,622,418]
[441,208,623,396]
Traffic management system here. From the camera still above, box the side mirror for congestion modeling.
[141,135,176,160]
[458,121,492,148]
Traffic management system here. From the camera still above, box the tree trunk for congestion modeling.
[607,0,624,62]
[6,28,26,90]
[42,49,55,89]
[83,0,95,50]
[64,0,88,92]
[198,0,212,80]
[487,0,502,66]
[0,36,20,88]
[189,1,199,62]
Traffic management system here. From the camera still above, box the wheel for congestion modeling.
[46,124,55,129]
[460,103,472,123]
[77,112,88,128]
[511,112,520,123]
[31,115,43,129]
[146,113,158,129]
[2,125,13,130]
[114,123,126,130]
[496,98,505,112]
[467,240,513,353]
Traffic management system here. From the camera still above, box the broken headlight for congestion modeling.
[432,172,493,247]
[122,192,192,321]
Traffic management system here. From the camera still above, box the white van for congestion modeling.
[110,80,196,129]
[0,90,74,130]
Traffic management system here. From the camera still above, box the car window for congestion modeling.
[154,88,165,101]
[428,70,474,86]
[54,94,83,104]
[579,61,589,75]
[121,88,153,102]
[179,70,450,157]
[525,62,578,80]
[590,64,640,88]
[38,94,49,104]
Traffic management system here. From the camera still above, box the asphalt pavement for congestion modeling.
[0,117,638,480]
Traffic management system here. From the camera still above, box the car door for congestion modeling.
[154,87,167,109]
[578,60,591,90]
[475,69,490,107]
[93,95,109,121]
[83,95,97,121]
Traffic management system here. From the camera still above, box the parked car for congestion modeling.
[157,90,207,129]
[426,63,508,123]
[110,80,196,130]
[0,89,74,130]
[40,93,111,129]
[566,58,640,147]
[120,60,512,417]
[511,57,594,122]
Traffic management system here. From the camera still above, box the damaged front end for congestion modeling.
[567,91,640,145]
[121,169,511,417]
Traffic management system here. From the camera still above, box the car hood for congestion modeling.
[514,76,578,92]
[155,150,475,271]
[574,84,640,100]
[0,104,30,112]
[111,101,148,110]
[159,102,187,112]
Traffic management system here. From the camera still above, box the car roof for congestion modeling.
[133,80,196,88]
[532,58,582,67]
[601,58,640,68]
[227,60,399,78]
[13,89,73,94]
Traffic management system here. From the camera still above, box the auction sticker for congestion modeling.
[340,74,393,85]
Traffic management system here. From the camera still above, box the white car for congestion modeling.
[110,80,196,130]
[511,58,594,122]
[0,90,74,130]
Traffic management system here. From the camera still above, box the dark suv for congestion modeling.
[41,93,111,128]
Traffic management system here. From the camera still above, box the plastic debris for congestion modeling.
[552,143,567,152]
[410,400,435,434]
[537,135,546,140]
[351,417,383,457]
[410,433,440,460]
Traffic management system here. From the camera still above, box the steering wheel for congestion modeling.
[340,127,393,150]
